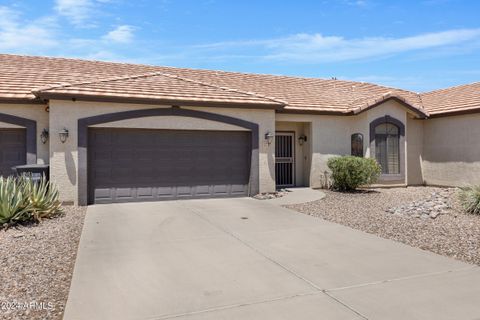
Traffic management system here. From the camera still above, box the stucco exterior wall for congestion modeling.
[48,100,275,204]
[423,113,480,187]
[276,100,414,188]
[0,103,49,164]
[407,118,424,185]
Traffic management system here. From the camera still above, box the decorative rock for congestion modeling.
[430,211,440,219]
[386,188,453,219]
[253,190,288,200]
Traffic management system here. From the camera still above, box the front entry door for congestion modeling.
[275,132,295,188]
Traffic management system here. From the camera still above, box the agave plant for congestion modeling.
[458,186,480,215]
[0,176,32,226]
[20,175,62,222]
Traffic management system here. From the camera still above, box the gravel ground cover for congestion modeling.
[0,206,87,320]
[287,187,480,265]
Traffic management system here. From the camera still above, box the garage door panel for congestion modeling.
[88,128,251,204]
[137,187,154,198]
[94,188,113,200]
[231,184,248,194]
[157,186,176,198]
[213,185,229,195]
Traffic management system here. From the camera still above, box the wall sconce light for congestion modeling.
[298,134,308,146]
[264,132,274,145]
[40,128,49,144]
[58,128,69,143]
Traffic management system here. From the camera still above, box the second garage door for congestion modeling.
[88,128,252,204]
[0,129,26,177]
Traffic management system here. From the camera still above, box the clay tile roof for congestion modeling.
[0,54,478,116]
[420,82,480,116]
[160,68,426,115]
[33,71,285,107]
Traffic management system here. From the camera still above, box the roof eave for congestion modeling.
[0,96,45,105]
[34,92,285,110]
[428,107,480,118]
[276,108,349,116]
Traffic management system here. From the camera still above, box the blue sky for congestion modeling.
[1,0,479,92]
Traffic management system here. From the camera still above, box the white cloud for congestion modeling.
[103,25,135,43]
[54,0,109,27]
[0,6,58,52]
[0,4,137,60]
[345,0,368,6]
[195,28,480,63]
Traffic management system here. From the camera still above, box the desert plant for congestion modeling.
[327,156,381,191]
[458,186,480,215]
[20,175,62,221]
[0,176,33,226]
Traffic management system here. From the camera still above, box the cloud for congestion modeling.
[0,4,137,60]
[103,25,135,43]
[54,0,110,27]
[345,0,369,6]
[0,6,58,52]
[194,28,480,63]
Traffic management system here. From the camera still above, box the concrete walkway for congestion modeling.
[64,198,480,320]
[261,187,326,205]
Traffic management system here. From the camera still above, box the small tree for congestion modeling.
[327,156,381,191]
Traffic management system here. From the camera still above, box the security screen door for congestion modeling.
[275,132,295,188]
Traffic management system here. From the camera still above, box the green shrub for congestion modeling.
[327,156,381,191]
[20,175,62,222]
[0,175,62,227]
[0,176,33,226]
[458,186,480,215]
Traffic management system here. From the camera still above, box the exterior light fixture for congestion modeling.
[58,128,69,143]
[265,132,274,145]
[298,134,307,146]
[40,128,49,144]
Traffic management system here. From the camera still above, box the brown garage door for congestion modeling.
[88,128,252,204]
[0,129,26,177]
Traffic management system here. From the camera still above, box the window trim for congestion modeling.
[369,115,405,181]
[369,115,405,142]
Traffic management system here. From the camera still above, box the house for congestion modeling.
[0,54,479,205]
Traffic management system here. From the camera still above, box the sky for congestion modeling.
[1,0,479,92]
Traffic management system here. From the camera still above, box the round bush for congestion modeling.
[327,156,381,191]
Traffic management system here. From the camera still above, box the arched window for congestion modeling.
[374,123,400,174]
[351,133,363,157]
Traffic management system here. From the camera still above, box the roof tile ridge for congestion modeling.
[31,71,164,94]
[157,72,288,105]
[348,90,394,107]
[418,93,427,111]
[348,91,429,116]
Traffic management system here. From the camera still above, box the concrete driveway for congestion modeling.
[64,197,480,320]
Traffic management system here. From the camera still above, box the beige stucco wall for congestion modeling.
[48,100,276,205]
[91,116,248,131]
[407,117,424,185]
[0,103,49,164]
[423,113,480,187]
[276,100,415,188]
